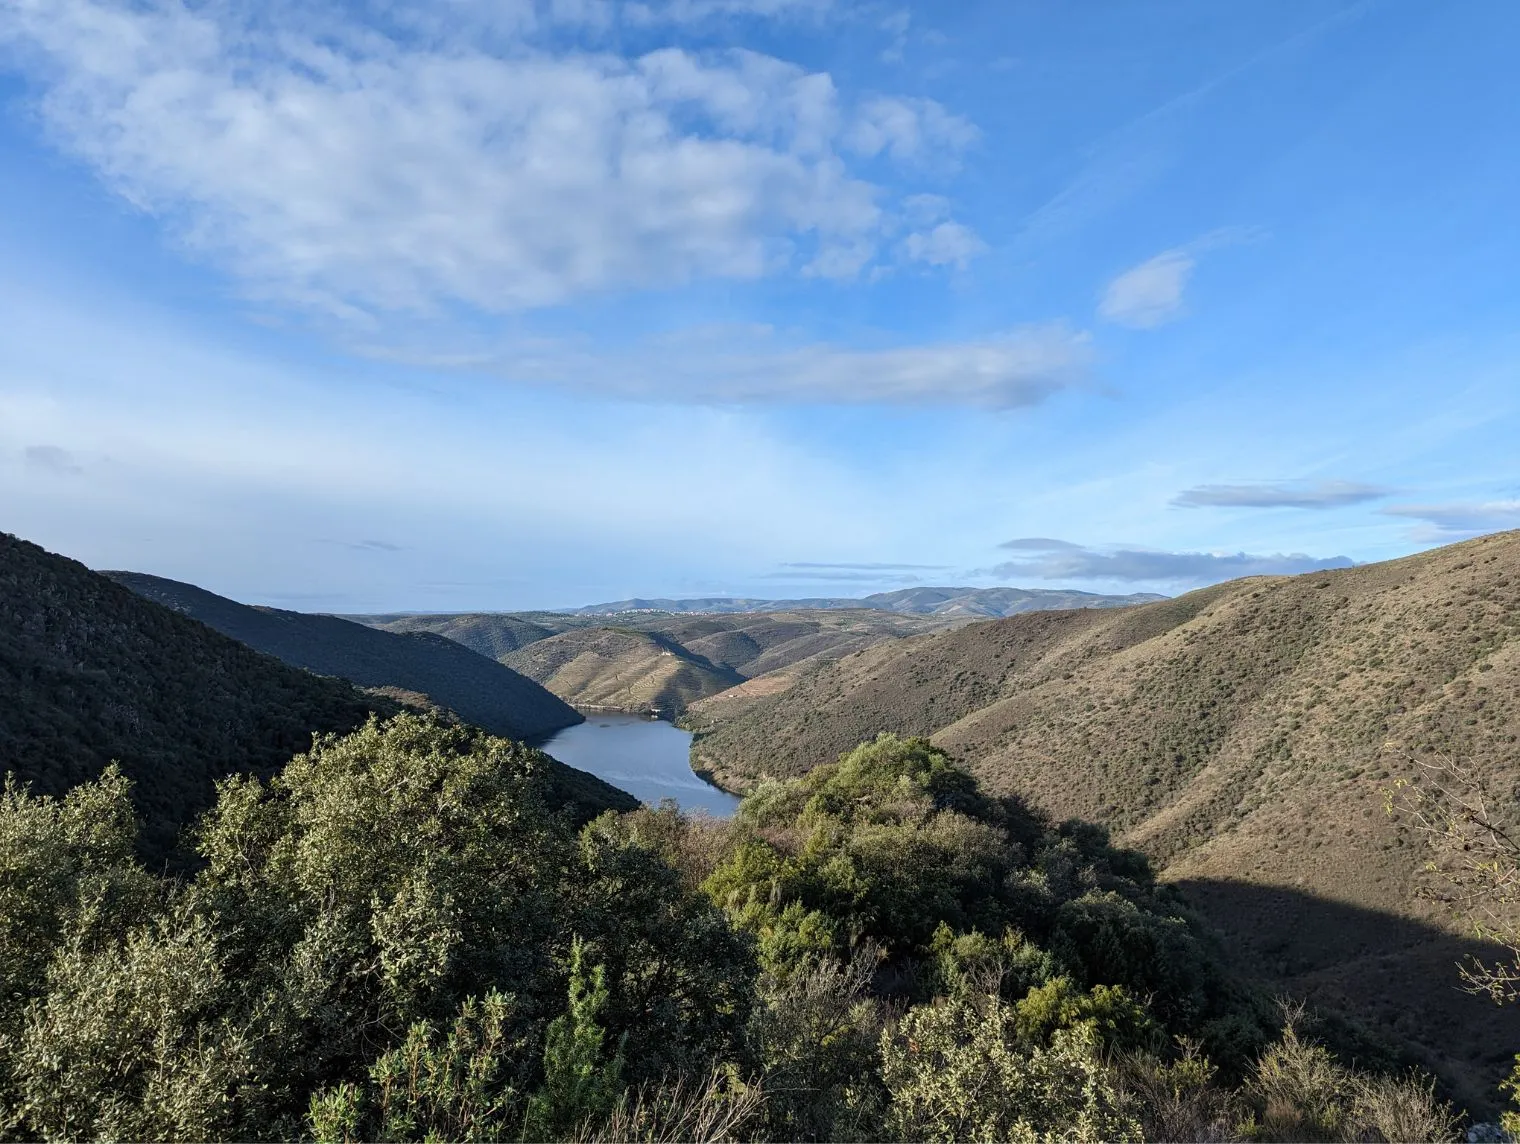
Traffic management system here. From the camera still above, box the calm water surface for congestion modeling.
[540,713,741,817]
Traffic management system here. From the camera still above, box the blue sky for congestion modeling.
[2,0,1517,611]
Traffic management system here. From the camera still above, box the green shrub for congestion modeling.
[880,994,1143,1143]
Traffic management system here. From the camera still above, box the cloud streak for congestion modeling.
[781,561,950,570]
[1098,250,1195,329]
[993,537,1353,585]
[1172,480,1391,509]
[362,321,1092,406]
[23,444,85,475]
[1382,500,1520,541]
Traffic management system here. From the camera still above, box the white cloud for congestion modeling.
[1172,480,1391,509]
[626,0,836,25]
[1,0,976,317]
[845,94,978,167]
[1098,249,1195,328]
[1382,500,1520,541]
[902,221,987,268]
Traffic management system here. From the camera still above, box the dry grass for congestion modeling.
[685,529,1520,1111]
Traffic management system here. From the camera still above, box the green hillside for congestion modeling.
[107,572,581,741]
[0,534,633,862]
[0,532,393,859]
[360,611,558,658]
[684,530,1520,1107]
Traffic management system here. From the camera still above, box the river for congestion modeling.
[539,712,742,817]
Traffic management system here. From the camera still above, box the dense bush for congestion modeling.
[0,722,1461,1141]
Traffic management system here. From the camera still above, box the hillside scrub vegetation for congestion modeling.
[683,528,1520,1105]
[0,717,1466,1141]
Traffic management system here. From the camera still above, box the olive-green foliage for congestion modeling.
[697,734,1247,1047]
[1239,1019,1459,1143]
[879,995,1144,1143]
[743,948,888,1142]
[0,721,1465,1143]
[308,989,526,1143]
[0,531,396,862]
[523,939,627,1141]
[0,714,754,1142]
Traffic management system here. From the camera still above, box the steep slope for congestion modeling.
[563,586,1165,617]
[685,532,1520,1096]
[107,572,581,741]
[503,628,744,714]
[3,537,634,852]
[1,532,392,858]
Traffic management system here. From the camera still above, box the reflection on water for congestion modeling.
[539,713,742,817]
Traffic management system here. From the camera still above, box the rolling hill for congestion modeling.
[1,535,635,858]
[364,608,955,715]
[358,611,558,658]
[502,628,744,714]
[684,530,1520,1105]
[106,572,581,742]
[1,532,392,860]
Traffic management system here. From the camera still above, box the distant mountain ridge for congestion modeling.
[561,586,1165,617]
[356,608,961,715]
[106,572,582,742]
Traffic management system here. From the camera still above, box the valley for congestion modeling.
[349,586,1160,718]
[5,525,1519,1128]
[683,528,1520,1106]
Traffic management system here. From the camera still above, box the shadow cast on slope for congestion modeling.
[1173,877,1520,1118]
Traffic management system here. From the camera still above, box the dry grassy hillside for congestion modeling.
[685,531,1520,1105]
[377,609,949,715]
[504,628,744,714]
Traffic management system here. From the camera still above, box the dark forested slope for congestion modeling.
[0,532,392,858]
[1,535,633,860]
[107,572,581,741]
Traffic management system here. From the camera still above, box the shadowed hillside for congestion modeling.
[685,531,1520,1095]
[1,532,391,859]
[2,537,633,857]
[107,572,582,741]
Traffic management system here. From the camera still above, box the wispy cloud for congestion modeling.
[1172,480,1391,509]
[992,537,1353,584]
[758,569,923,583]
[781,561,949,570]
[360,321,1092,406]
[997,536,1082,551]
[1,0,979,319]
[319,538,407,553]
[1098,250,1195,329]
[23,444,83,475]
[1382,500,1520,541]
